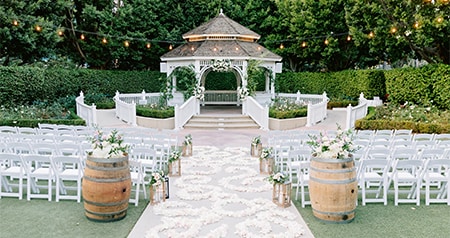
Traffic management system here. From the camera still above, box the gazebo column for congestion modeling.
[241,60,248,87]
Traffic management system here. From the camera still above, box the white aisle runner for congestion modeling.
[129,146,311,238]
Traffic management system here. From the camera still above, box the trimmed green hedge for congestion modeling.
[136,106,174,118]
[275,69,386,101]
[384,64,450,110]
[0,111,85,128]
[355,119,449,134]
[0,66,165,107]
[269,108,307,119]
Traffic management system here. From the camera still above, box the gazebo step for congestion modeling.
[184,115,260,129]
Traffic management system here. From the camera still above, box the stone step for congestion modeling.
[184,114,260,130]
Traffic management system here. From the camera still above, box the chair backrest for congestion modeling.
[8,142,32,154]
[419,148,445,160]
[412,133,434,141]
[51,155,82,172]
[391,148,418,160]
[56,143,82,156]
[17,127,37,135]
[0,153,24,170]
[360,159,391,175]
[21,154,53,171]
[366,148,391,160]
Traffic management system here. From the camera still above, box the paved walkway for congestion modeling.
[96,109,347,238]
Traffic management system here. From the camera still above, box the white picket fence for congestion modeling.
[345,93,382,130]
[114,91,137,126]
[175,96,199,129]
[75,92,97,127]
[242,96,269,130]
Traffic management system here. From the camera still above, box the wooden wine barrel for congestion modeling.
[82,155,131,222]
[309,157,357,223]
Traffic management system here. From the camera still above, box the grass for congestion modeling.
[294,196,450,238]
[0,197,147,238]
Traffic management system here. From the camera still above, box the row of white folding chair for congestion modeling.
[0,153,82,202]
[0,132,90,144]
[358,157,450,206]
[128,159,147,206]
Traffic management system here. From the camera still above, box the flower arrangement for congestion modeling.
[307,125,356,159]
[183,134,193,146]
[237,86,249,101]
[251,136,261,145]
[168,150,181,163]
[89,129,130,158]
[260,147,273,160]
[193,83,205,100]
[267,171,289,185]
[211,59,232,72]
[149,170,165,186]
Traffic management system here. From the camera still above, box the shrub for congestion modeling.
[136,105,174,118]
[269,97,307,119]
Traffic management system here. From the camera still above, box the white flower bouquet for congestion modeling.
[149,170,165,186]
[267,171,289,184]
[211,59,232,72]
[89,129,130,159]
[193,83,205,100]
[237,86,249,101]
[183,134,192,146]
[307,126,356,159]
[251,136,261,145]
[260,147,273,160]
[168,150,181,163]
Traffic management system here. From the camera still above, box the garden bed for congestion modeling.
[269,117,307,130]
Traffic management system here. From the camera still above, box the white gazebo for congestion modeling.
[160,10,282,106]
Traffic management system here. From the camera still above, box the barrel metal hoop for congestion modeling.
[312,208,355,216]
[84,199,129,207]
[310,167,356,173]
[85,164,127,171]
[310,176,357,184]
[85,207,127,215]
[83,175,130,183]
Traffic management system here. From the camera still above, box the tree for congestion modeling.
[0,0,69,66]
[346,0,450,65]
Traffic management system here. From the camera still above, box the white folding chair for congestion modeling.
[129,160,147,206]
[51,155,83,202]
[22,154,54,201]
[295,161,310,207]
[391,159,423,206]
[359,159,391,205]
[130,147,157,174]
[0,154,25,199]
[423,159,450,205]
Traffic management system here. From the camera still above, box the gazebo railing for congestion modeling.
[202,90,240,105]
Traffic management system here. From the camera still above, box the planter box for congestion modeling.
[269,117,307,130]
[136,116,174,129]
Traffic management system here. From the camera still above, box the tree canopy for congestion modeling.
[0,0,448,71]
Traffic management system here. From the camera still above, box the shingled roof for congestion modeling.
[182,11,260,41]
[162,10,280,60]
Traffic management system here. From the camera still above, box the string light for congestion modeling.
[235,46,239,51]
[279,43,284,49]
[57,30,64,36]
[169,44,173,50]
[146,43,151,49]
[123,40,130,47]
[80,34,85,40]
[324,39,329,45]
[12,20,19,26]
[368,31,375,38]
[436,16,444,23]
[346,35,352,41]
[35,25,42,32]
[102,37,108,44]
[191,46,195,51]
[413,22,420,29]
[213,47,218,51]
[301,41,307,47]
[257,46,261,51]
[390,27,397,34]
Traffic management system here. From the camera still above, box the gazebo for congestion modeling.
[160,10,282,106]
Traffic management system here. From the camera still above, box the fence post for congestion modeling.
[131,100,137,126]
[174,104,180,129]
[91,103,97,127]
[345,104,352,130]
[306,102,312,127]
[296,90,301,103]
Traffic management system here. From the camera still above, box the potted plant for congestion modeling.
[267,171,291,208]
[82,129,131,222]
[306,125,358,223]
[250,135,262,157]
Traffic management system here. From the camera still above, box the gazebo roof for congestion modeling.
[182,11,260,41]
[161,11,281,61]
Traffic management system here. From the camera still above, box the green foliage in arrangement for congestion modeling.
[384,64,450,110]
[0,66,164,107]
[136,105,174,119]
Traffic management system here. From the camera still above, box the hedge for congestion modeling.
[0,66,165,107]
[275,69,386,101]
[0,111,85,128]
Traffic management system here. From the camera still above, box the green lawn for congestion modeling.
[295,196,450,238]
